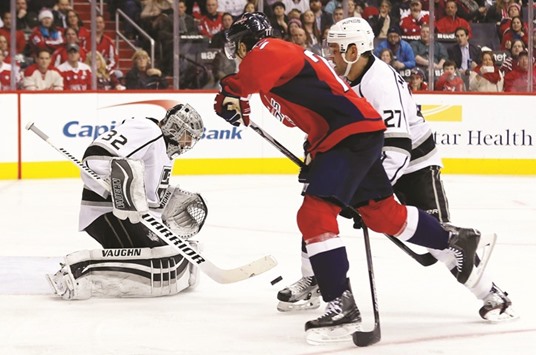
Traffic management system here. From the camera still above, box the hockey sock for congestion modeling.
[402,208,450,250]
[301,238,314,277]
[306,238,349,302]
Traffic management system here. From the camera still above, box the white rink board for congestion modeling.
[0,94,18,162]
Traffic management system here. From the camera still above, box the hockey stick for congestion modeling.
[248,120,437,267]
[353,223,381,346]
[26,122,277,284]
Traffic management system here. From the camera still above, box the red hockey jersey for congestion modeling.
[222,38,385,157]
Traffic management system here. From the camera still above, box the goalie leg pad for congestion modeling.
[297,195,340,243]
[48,244,199,300]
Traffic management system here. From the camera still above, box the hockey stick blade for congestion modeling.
[352,226,381,347]
[26,122,278,284]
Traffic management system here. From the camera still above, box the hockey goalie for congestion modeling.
[47,103,208,300]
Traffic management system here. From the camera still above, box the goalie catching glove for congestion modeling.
[110,158,149,224]
[161,186,208,239]
[214,75,251,127]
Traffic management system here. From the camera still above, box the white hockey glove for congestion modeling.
[161,186,208,239]
[110,158,149,224]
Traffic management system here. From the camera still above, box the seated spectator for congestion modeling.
[269,2,289,40]
[301,9,321,48]
[503,50,536,92]
[178,0,200,35]
[287,17,303,36]
[500,38,526,75]
[290,26,307,49]
[125,49,168,89]
[411,24,448,70]
[408,67,428,92]
[498,2,521,40]
[346,0,363,18]
[0,11,27,56]
[242,1,256,14]
[400,0,429,38]
[51,27,87,67]
[378,47,395,66]
[500,15,528,51]
[0,48,21,90]
[218,0,247,17]
[29,9,64,57]
[22,48,63,90]
[447,27,482,72]
[0,35,8,62]
[435,0,472,39]
[198,0,223,38]
[210,12,234,48]
[53,0,71,28]
[282,0,309,16]
[56,43,91,90]
[309,0,332,34]
[485,0,512,28]
[95,15,119,73]
[468,50,504,92]
[324,0,342,15]
[85,52,126,90]
[66,9,90,50]
[435,59,465,91]
[331,6,344,24]
[373,26,416,70]
[287,8,302,21]
[368,0,392,39]
[15,0,39,34]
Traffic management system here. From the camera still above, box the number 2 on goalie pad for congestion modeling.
[110,158,149,224]
[162,186,208,239]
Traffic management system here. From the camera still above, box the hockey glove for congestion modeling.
[110,158,149,224]
[298,140,312,183]
[339,207,363,229]
[214,93,251,127]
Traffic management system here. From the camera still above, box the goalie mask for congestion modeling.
[160,104,204,159]
[224,12,273,60]
[324,17,375,76]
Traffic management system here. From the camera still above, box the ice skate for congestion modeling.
[277,276,321,312]
[46,263,91,300]
[304,289,361,345]
[479,283,519,322]
[444,225,496,288]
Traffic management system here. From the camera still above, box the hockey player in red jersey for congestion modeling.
[47,104,207,300]
[213,12,488,344]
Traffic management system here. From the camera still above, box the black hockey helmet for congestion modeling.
[224,12,273,59]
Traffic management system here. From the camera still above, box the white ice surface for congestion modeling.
[1,175,535,354]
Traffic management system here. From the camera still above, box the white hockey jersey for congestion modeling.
[348,55,442,184]
[79,118,172,231]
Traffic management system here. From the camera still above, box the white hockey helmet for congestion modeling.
[326,17,375,56]
[160,103,204,159]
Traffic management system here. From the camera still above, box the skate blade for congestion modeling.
[45,273,64,296]
[305,323,360,345]
[483,306,520,323]
[277,298,320,312]
[464,233,497,288]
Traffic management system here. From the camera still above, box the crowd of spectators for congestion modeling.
[0,0,534,91]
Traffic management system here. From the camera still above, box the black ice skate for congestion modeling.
[479,283,519,322]
[277,276,321,312]
[444,225,496,288]
[304,289,361,345]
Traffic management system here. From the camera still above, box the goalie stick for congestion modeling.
[26,122,277,284]
[248,120,437,267]
[250,120,380,346]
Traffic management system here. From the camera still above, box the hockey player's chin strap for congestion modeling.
[342,47,360,78]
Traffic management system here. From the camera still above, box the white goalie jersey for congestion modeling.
[79,118,172,231]
[348,56,442,184]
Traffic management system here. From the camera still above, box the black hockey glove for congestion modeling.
[339,207,363,230]
[298,140,312,183]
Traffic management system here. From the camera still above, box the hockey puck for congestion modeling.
[270,275,283,286]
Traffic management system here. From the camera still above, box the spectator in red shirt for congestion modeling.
[95,15,119,73]
[29,9,65,56]
[66,9,90,50]
[0,11,27,55]
[51,27,88,68]
[498,2,521,40]
[198,0,223,38]
[400,0,429,38]
[56,43,92,91]
[435,0,472,38]
[503,50,536,92]
[500,15,528,51]
[500,38,526,76]
[435,59,465,91]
